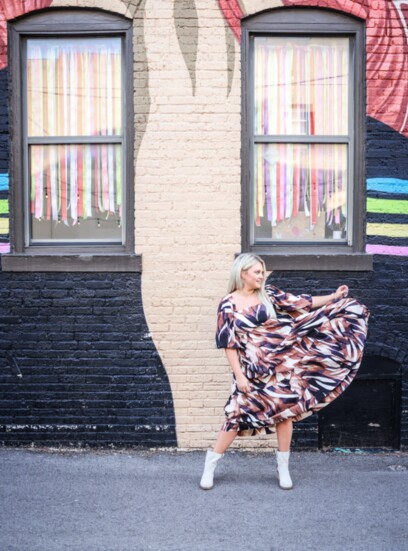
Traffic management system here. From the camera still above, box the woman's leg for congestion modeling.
[276,419,293,452]
[275,419,294,489]
[200,428,237,489]
[213,428,238,454]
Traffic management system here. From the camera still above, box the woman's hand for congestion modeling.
[334,284,349,300]
[236,373,251,393]
[312,285,350,309]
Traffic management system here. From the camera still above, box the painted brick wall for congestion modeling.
[0,271,177,447]
[0,0,407,451]
[0,258,406,449]
[136,0,249,450]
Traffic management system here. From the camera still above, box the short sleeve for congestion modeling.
[215,298,239,349]
[265,284,312,314]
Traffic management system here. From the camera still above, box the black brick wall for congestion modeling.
[367,117,408,181]
[0,68,8,174]
[1,258,405,449]
[0,272,177,447]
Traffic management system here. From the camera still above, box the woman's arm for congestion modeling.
[311,284,349,309]
[225,348,251,393]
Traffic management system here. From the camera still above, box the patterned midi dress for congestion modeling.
[216,284,370,437]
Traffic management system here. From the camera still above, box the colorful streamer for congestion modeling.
[253,36,349,240]
[27,38,122,137]
[254,37,349,136]
[30,145,122,225]
[255,144,348,238]
[27,37,123,231]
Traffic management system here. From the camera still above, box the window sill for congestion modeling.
[247,249,373,271]
[0,253,142,272]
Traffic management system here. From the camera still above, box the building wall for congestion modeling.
[137,0,245,449]
[0,272,177,446]
[0,0,407,449]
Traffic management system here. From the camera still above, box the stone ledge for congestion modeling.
[1,254,142,272]
[254,252,373,272]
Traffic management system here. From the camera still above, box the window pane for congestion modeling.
[253,144,348,242]
[254,37,349,136]
[29,144,122,242]
[27,37,122,137]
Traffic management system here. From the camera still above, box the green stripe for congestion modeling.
[367,197,408,214]
[0,200,9,215]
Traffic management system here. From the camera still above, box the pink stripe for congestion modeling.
[366,244,408,256]
[0,243,10,254]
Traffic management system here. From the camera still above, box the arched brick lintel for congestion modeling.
[365,342,408,374]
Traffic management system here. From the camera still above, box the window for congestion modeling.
[27,37,123,244]
[4,9,139,272]
[242,9,372,271]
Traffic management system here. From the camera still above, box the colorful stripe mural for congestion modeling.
[366,177,408,255]
[0,173,9,253]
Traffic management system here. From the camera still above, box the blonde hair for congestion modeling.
[227,253,276,318]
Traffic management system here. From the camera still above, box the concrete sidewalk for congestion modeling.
[0,448,407,551]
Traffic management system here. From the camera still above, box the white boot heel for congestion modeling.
[200,449,224,490]
[276,450,293,490]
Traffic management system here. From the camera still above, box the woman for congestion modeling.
[200,253,370,491]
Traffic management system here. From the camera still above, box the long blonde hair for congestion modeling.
[227,253,276,318]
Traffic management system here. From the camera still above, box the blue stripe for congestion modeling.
[367,178,408,194]
[0,174,9,192]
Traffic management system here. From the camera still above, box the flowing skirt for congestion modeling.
[222,297,370,437]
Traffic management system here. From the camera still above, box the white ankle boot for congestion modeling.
[200,449,224,490]
[276,450,293,490]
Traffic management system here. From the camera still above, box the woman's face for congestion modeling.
[241,262,264,291]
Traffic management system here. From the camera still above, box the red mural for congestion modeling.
[218,0,244,40]
[0,0,52,70]
[218,0,408,138]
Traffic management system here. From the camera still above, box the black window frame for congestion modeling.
[241,8,372,271]
[3,8,140,272]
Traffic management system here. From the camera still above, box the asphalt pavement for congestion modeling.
[1,447,408,551]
